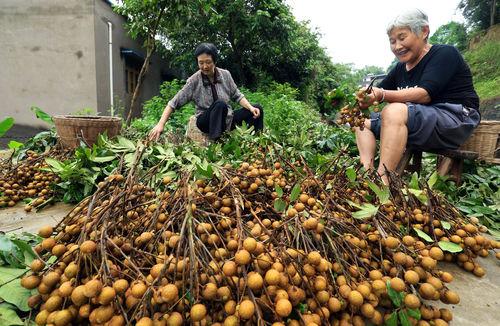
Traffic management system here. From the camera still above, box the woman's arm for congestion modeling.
[380,87,431,104]
[238,97,260,118]
[358,86,431,108]
[148,105,174,141]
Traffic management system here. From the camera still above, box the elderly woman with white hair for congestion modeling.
[355,9,480,183]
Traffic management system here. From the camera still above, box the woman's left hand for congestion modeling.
[249,106,260,118]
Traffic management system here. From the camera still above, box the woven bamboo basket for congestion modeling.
[185,115,209,146]
[53,115,122,148]
[460,120,500,164]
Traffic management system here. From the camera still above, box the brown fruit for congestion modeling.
[307,251,322,265]
[248,273,264,291]
[71,285,87,306]
[58,281,74,297]
[328,297,342,313]
[348,290,364,307]
[243,238,257,252]
[21,275,41,290]
[404,270,420,285]
[136,317,153,326]
[80,240,97,254]
[45,295,63,312]
[190,303,207,322]
[38,225,53,238]
[223,261,237,276]
[30,259,46,273]
[265,269,281,286]
[239,299,255,319]
[361,303,375,318]
[390,277,405,292]
[429,247,444,261]
[84,279,103,298]
[113,279,129,294]
[54,309,72,326]
[131,281,148,298]
[384,237,400,249]
[98,286,116,305]
[161,284,179,303]
[419,283,436,300]
[404,294,421,309]
[235,250,251,265]
[35,310,50,325]
[41,238,56,251]
[166,312,183,326]
[275,299,292,317]
[444,290,460,304]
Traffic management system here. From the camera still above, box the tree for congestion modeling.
[459,0,499,31]
[430,22,468,51]
[114,0,209,125]
[160,0,343,106]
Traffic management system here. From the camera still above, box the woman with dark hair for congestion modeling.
[149,42,264,141]
[354,9,480,184]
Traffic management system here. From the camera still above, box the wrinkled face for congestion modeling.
[389,27,429,66]
[197,53,215,76]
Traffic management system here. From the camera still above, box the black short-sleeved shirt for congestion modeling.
[379,44,480,110]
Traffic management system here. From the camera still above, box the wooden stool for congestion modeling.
[396,148,479,185]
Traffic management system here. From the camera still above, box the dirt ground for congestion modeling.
[0,203,499,325]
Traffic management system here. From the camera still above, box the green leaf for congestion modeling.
[0,303,24,326]
[44,157,65,172]
[413,228,433,242]
[386,281,402,307]
[0,278,31,311]
[90,155,116,163]
[346,167,356,182]
[408,188,428,204]
[290,184,301,202]
[275,184,283,198]
[117,136,136,151]
[298,302,307,314]
[407,308,421,320]
[385,312,398,326]
[427,171,439,189]
[438,241,463,253]
[409,172,419,189]
[368,181,390,204]
[398,310,411,326]
[31,106,53,125]
[0,117,15,137]
[441,221,451,230]
[351,203,379,219]
[274,199,286,212]
[7,141,23,150]
[10,239,36,266]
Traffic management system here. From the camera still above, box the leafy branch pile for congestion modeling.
[21,145,499,326]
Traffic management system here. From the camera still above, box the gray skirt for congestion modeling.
[370,102,480,151]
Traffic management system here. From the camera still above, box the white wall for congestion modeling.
[0,0,98,127]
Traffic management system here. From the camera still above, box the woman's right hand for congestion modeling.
[148,123,164,141]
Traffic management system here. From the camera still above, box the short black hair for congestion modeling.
[194,43,218,62]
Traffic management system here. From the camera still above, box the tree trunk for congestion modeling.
[125,48,154,125]
[125,2,168,125]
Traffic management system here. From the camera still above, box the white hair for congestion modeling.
[386,9,430,37]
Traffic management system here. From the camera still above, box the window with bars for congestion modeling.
[125,66,139,94]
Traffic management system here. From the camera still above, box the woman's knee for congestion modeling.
[381,103,408,125]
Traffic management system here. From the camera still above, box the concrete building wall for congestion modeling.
[93,0,175,118]
[0,0,98,128]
